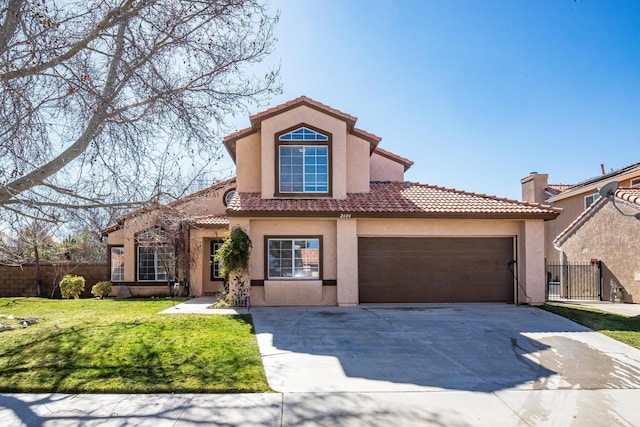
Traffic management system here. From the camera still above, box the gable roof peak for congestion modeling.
[249,96,358,130]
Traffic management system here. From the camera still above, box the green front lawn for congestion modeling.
[542,302,640,350]
[0,298,270,393]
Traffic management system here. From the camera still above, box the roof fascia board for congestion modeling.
[548,168,640,203]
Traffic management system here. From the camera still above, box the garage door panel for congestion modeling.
[358,237,514,303]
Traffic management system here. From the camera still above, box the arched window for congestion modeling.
[276,125,330,195]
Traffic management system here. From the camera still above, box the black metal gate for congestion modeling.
[546,262,602,301]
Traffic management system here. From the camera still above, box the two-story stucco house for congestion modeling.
[104,96,560,305]
[521,164,640,302]
[521,163,640,261]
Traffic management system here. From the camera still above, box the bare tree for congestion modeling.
[0,0,279,221]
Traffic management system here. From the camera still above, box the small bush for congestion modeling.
[91,281,112,299]
[59,274,86,299]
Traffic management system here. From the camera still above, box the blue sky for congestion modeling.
[230,0,640,201]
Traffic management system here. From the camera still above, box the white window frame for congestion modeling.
[110,247,124,282]
[210,241,224,280]
[137,245,175,282]
[278,145,329,193]
[584,192,600,209]
[631,178,640,187]
[267,238,321,280]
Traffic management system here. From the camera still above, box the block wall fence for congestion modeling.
[0,263,109,298]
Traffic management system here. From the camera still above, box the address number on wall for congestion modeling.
[339,213,352,218]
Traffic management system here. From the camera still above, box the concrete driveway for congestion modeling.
[248,304,640,425]
[251,303,640,393]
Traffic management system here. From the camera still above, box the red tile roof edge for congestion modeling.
[166,176,236,208]
[193,214,230,227]
[554,187,640,246]
[373,146,414,171]
[102,178,236,235]
[617,187,640,205]
[227,182,562,219]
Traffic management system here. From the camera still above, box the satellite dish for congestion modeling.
[598,181,619,198]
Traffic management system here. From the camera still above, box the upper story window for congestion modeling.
[223,188,236,206]
[631,178,640,187]
[276,125,331,196]
[279,127,329,141]
[585,192,600,209]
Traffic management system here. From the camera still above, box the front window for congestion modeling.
[137,246,175,281]
[210,241,223,280]
[267,238,320,279]
[277,126,330,195]
[110,247,124,282]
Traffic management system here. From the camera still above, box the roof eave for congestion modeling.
[227,210,560,220]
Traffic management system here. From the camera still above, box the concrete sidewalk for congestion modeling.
[5,300,640,426]
[550,300,640,317]
[3,389,640,426]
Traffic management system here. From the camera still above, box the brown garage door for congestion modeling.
[358,237,515,303]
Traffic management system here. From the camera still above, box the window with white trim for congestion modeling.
[135,229,175,282]
[137,246,175,282]
[585,192,600,209]
[267,238,320,279]
[110,247,124,282]
[631,178,640,187]
[277,126,329,194]
[210,241,224,280]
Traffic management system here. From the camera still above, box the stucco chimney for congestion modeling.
[521,172,549,204]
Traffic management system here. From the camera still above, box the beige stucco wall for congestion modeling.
[336,219,358,305]
[248,218,338,280]
[545,195,588,260]
[223,216,547,306]
[357,218,521,237]
[188,227,228,296]
[519,220,546,304]
[260,105,349,199]
[370,152,405,182]
[346,134,371,193]
[558,201,640,303]
[235,132,261,193]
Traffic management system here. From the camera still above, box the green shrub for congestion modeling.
[59,274,86,299]
[215,226,252,278]
[91,281,112,299]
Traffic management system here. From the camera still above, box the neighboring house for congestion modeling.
[521,163,640,261]
[553,188,640,303]
[104,96,560,305]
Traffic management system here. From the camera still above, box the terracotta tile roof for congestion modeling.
[373,147,414,171]
[227,182,561,219]
[553,187,640,246]
[351,127,382,147]
[548,162,640,201]
[102,178,236,235]
[546,184,571,196]
[167,177,236,208]
[194,215,229,227]
[617,187,640,205]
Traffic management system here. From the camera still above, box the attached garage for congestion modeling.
[358,237,515,303]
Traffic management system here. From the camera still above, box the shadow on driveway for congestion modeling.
[251,304,640,393]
